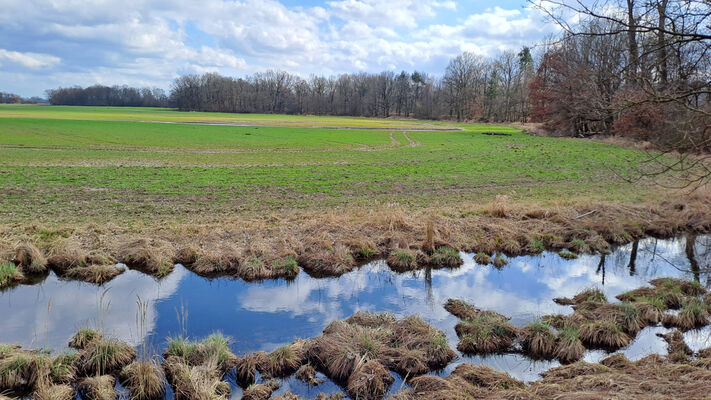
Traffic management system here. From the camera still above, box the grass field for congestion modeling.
[0,104,660,224]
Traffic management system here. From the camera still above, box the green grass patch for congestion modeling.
[0,105,667,224]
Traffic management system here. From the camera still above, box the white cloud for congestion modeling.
[0,0,556,96]
[0,49,60,69]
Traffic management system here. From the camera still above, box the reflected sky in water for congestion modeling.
[1,235,710,396]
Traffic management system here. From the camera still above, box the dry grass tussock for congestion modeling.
[242,380,280,400]
[445,299,519,355]
[0,343,80,398]
[76,337,137,376]
[119,361,166,400]
[117,238,175,277]
[65,264,125,284]
[163,357,230,400]
[78,375,117,400]
[163,333,236,400]
[444,278,710,364]
[398,346,711,400]
[3,194,710,282]
[237,312,454,400]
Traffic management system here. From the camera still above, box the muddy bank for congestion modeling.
[1,195,710,286]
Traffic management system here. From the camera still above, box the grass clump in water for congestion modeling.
[526,238,545,254]
[386,249,417,272]
[78,337,137,376]
[65,264,125,285]
[572,288,607,304]
[492,254,508,269]
[554,326,584,364]
[13,243,47,274]
[558,250,578,260]
[271,256,299,279]
[69,328,103,350]
[579,320,631,350]
[449,304,518,355]
[295,364,324,386]
[259,342,307,378]
[675,299,709,330]
[0,262,24,289]
[429,246,463,268]
[520,320,556,360]
[165,333,236,373]
[78,375,117,400]
[242,380,280,400]
[474,252,491,265]
[119,361,166,400]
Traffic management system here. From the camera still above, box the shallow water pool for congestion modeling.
[1,235,710,398]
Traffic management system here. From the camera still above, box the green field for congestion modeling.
[0,105,658,223]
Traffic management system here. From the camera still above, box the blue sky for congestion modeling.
[0,0,558,97]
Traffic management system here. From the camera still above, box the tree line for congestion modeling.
[169,50,535,123]
[0,92,46,104]
[47,85,169,107]
[42,0,709,159]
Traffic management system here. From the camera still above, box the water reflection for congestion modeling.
[0,267,187,350]
[0,236,709,391]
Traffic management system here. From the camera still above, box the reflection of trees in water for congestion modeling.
[628,240,639,276]
[593,235,711,287]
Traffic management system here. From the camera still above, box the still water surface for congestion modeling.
[1,235,710,398]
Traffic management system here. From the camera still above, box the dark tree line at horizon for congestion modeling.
[45,49,536,123]
[46,85,169,107]
[0,91,47,104]
[168,49,535,123]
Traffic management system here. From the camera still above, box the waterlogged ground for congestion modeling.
[1,235,710,398]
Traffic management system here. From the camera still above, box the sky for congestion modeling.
[0,0,559,97]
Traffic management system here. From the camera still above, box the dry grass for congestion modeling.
[657,330,693,362]
[0,351,47,394]
[77,337,137,376]
[258,341,307,378]
[2,194,709,282]
[46,238,88,273]
[77,375,117,400]
[117,238,175,278]
[386,249,418,272]
[520,320,556,360]
[445,301,518,355]
[300,313,454,398]
[578,320,631,350]
[162,357,230,400]
[295,364,324,386]
[119,361,166,400]
[346,359,394,400]
[33,378,74,400]
[242,379,280,400]
[12,243,47,274]
[235,352,266,388]
[473,252,491,265]
[65,264,125,284]
[164,333,237,373]
[69,328,103,350]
